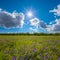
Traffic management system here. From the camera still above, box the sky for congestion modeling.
[0,0,60,33]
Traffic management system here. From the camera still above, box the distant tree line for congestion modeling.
[0,33,60,36]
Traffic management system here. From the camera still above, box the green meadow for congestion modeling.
[0,35,60,60]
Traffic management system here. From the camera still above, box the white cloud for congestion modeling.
[0,9,25,28]
[48,4,60,33]
[55,19,60,24]
[30,18,40,28]
[29,4,60,33]
[49,4,60,16]
[30,18,47,28]
[29,27,38,33]
[29,18,47,33]
[47,19,60,33]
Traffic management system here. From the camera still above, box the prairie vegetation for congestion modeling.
[0,35,60,60]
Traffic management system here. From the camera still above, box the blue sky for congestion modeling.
[0,0,60,33]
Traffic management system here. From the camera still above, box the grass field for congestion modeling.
[0,35,60,60]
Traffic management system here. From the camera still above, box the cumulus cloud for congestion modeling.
[29,17,60,33]
[30,18,47,28]
[0,9,25,28]
[29,27,38,32]
[29,18,47,33]
[48,4,60,33]
[49,4,60,16]
[39,20,47,28]
[30,18,40,28]
[47,19,60,33]
[29,4,60,33]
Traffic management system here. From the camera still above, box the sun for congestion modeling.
[27,11,33,18]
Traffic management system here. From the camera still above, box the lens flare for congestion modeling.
[27,11,33,18]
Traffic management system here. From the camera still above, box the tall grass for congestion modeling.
[0,35,60,60]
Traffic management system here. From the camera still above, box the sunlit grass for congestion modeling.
[0,35,60,60]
